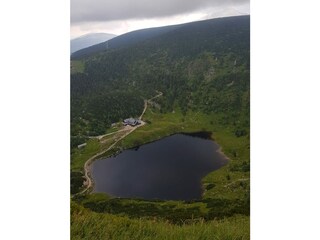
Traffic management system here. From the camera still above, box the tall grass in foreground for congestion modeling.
[71,202,249,240]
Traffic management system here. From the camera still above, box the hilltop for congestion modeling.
[70,32,117,54]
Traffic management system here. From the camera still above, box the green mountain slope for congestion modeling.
[71,15,250,136]
[71,25,179,59]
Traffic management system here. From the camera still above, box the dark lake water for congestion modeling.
[91,133,228,201]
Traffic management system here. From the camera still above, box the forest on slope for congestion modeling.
[71,15,250,141]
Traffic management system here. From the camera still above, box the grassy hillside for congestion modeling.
[71,201,250,240]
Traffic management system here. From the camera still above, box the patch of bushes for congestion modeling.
[205,183,216,190]
[230,161,250,172]
[80,195,249,224]
[71,171,85,194]
[234,129,247,137]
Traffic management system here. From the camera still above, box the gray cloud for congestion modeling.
[71,0,249,23]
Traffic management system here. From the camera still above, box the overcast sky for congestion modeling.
[71,0,250,39]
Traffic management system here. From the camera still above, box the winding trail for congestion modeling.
[89,127,130,140]
[139,91,162,120]
[77,91,162,195]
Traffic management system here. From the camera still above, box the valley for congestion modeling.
[71,15,250,239]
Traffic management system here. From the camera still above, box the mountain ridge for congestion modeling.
[71,33,117,54]
[71,15,249,59]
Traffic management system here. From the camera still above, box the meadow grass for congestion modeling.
[71,60,85,74]
[71,201,250,240]
[71,139,100,172]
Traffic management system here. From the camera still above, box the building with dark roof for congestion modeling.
[123,118,141,126]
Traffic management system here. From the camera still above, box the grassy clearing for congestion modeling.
[71,139,100,172]
[71,201,250,240]
[71,60,85,74]
[105,126,121,134]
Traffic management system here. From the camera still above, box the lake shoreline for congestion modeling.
[90,132,229,200]
[78,129,231,198]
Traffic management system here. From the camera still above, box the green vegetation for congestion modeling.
[71,139,100,171]
[71,60,85,74]
[71,172,86,195]
[105,126,121,134]
[73,190,249,224]
[71,89,144,136]
[71,201,250,240]
[70,108,250,239]
[70,16,250,239]
[71,16,249,139]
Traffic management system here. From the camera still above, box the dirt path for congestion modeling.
[139,100,148,120]
[87,129,127,140]
[77,91,162,195]
[139,91,162,120]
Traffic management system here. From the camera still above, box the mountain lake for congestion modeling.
[91,132,229,201]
